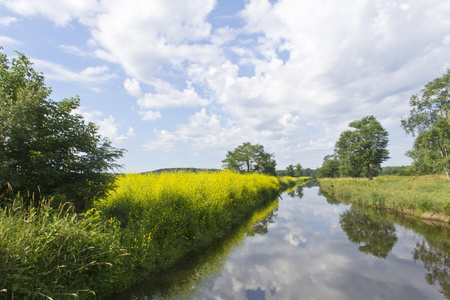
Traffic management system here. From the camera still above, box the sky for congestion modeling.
[1,0,450,173]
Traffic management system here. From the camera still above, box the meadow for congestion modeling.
[1,171,284,299]
[319,175,450,222]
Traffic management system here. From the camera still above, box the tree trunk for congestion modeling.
[367,166,373,181]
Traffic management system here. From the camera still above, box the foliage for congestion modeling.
[222,142,277,176]
[319,175,450,217]
[401,69,450,180]
[0,49,124,209]
[379,166,412,176]
[283,163,303,177]
[0,191,128,299]
[335,115,390,180]
[316,154,340,178]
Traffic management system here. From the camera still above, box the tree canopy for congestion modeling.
[401,69,450,180]
[334,115,390,180]
[284,163,302,177]
[316,155,340,178]
[222,142,276,176]
[0,49,125,209]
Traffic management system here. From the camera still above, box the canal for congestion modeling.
[110,182,450,299]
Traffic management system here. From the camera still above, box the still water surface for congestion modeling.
[111,183,450,299]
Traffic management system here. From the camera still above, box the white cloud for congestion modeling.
[0,35,22,49]
[139,110,162,121]
[124,77,210,119]
[0,0,98,26]
[143,130,180,151]
[0,16,16,26]
[59,45,90,57]
[33,59,116,86]
[89,0,219,81]
[97,115,134,143]
[75,108,134,143]
[144,108,242,152]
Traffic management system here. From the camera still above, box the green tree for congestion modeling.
[285,164,295,177]
[0,49,125,209]
[401,69,450,180]
[294,163,303,177]
[222,142,276,176]
[335,115,390,180]
[317,155,340,178]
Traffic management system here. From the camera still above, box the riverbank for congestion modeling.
[319,175,450,223]
[1,171,284,299]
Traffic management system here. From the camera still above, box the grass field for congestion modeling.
[319,175,450,222]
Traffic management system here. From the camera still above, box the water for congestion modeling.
[110,183,450,299]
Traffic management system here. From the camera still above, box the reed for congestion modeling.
[0,194,127,299]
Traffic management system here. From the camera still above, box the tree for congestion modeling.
[285,164,295,177]
[316,155,340,178]
[0,49,125,209]
[401,69,450,180]
[294,163,303,177]
[335,115,390,180]
[222,142,276,176]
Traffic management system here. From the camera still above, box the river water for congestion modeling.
[110,183,450,299]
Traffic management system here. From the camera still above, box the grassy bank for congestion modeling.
[1,171,281,299]
[319,175,450,222]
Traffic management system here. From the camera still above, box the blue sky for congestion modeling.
[1,0,450,172]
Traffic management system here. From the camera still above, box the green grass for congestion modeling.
[1,171,282,299]
[319,175,450,219]
[0,197,128,299]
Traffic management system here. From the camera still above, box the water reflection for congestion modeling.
[414,239,450,298]
[108,198,279,300]
[110,184,450,300]
[247,209,278,237]
[340,209,397,258]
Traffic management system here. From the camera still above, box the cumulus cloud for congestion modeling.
[144,108,242,151]
[90,0,219,81]
[75,108,134,143]
[124,77,210,119]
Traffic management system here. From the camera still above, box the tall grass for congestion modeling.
[0,195,128,299]
[319,175,450,218]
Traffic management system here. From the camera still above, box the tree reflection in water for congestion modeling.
[339,208,398,259]
[414,240,450,298]
[247,208,278,237]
